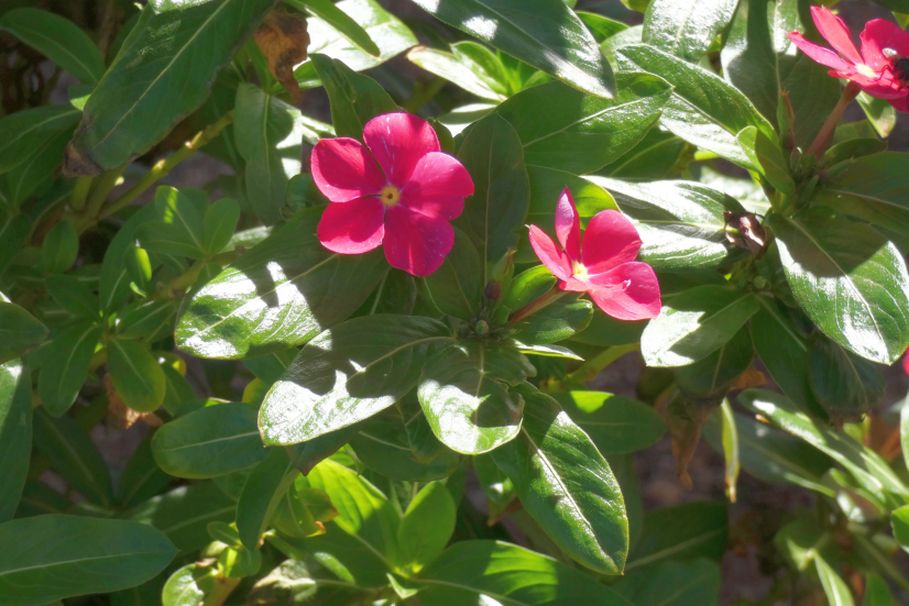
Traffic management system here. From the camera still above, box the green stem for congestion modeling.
[69,176,93,211]
[806,81,860,158]
[83,166,125,219]
[508,286,565,325]
[558,343,639,388]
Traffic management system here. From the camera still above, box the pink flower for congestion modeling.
[903,349,909,375]
[789,6,909,111]
[311,112,474,276]
[527,189,661,321]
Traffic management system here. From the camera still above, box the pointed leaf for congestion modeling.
[0,360,31,522]
[108,339,166,413]
[643,0,738,62]
[0,301,47,364]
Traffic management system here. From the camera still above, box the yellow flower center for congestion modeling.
[380,185,401,207]
[572,261,589,282]
[856,63,876,78]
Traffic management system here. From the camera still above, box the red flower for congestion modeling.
[311,112,474,276]
[527,189,661,321]
[903,349,909,375]
[789,6,909,111]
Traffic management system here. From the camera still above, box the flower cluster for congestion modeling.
[790,6,909,111]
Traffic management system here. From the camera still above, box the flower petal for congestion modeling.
[383,206,454,276]
[554,189,581,260]
[886,93,909,113]
[810,5,862,65]
[528,225,572,282]
[860,18,909,70]
[788,32,853,71]
[401,152,474,220]
[317,198,385,254]
[311,137,386,203]
[588,262,661,321]
[581,209,642,274]
[363,112,440,187]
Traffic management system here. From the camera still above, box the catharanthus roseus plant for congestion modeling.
[2,1,909,605]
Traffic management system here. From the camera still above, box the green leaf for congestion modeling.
[151,403,267,479]
[234,84,328,224]
[117,437,171,508]
[66,0,275,174]
[202,197,240,256]
[0,301,47,364]
[738,389,909,505]
[294,0,415,87]
[720,0,779,121]
[309,54,397,138]
[587,177,743,271]
[260,315,453,445]
[237,449,297,551]
[857,92,897,139]
[418,344,532,455]
[809,338,884,422]
[0,360,31,522]
[456,113,530,275]
[626,501,727,571]
[769,210,909,364]
[0,106,80,174]
[491,386,628,574]
[36,322,101,416]
[0,514,175,605]
[641,285,759,367]
[176,209,386,359]
[619,43,776,169]
[643,0,738,62]
[526,165,616,226]
[397,482,456,570]
[893,505,909,552]
[409,0,616,98]
[33,409,113,507]
[704,411,835,496]
[1,121,73,208]
[423,231,484,320]
[863,574,894,606]
[161,562,220,606]
[415,540,631,605]
[614,558,720,605]
[515,295,593,344]
[0,8,104,84]
[138,186,207,260]
[108,338,166,413]
[46,275,98,321]
[40,218,79,274]
[675,328,753,397]
[288,0,380,56]
[556,390,665,455]
[815,556,856,606]
[129,483,235,553]
[495,75,670,173]
[407,43,508,102]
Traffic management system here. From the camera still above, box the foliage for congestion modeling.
[1,0,909,604]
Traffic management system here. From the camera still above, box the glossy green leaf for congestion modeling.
[294,0,415,87]
[556,390,665,455]
[769,210,909,364]
[614,558,721,605]
[675,328,753,397]
[415,540,631,605]
[495,76,670,173]
[809,338,884,422]
[234,83,328,224]
[397,482,456,570]
[626,501,727,571]
[527,165,616,226]
[117,438,171,509]
[118,300,176,342]
[108,339,166,413]
[815,556,856,606]
[161,562,220,606]
[310,54,397,138]
[423,230,484,320]
[237,449,297,551]
[0,106,80,174]
[587,177,742,271]
[409,0,616,98]
[720,0,779,121]
[288,0,380,56]
[418,344,532,454]
[407,44,508,102]
[619,44,776,169]
[202,197,241,255]
[66,0,275,174]
[0,360,30,522]
[36,323,100,414]
[514,295,593,344]
[40,218,79,274]
[456,113,530,275]
[128,483,235,552]
[138,186,207,260]
[261,315,453,445]
[738,389,909,504]
[491,386,628,574]
[0,8,104,84]
[152,403,266,479]
[33,409,113,507]
[0,514,175,605]
[176,209,386,359]
[0,301,47,364]
[641,285,759,367]
[643,0,737,62]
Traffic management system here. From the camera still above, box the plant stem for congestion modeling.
[806,81,860,158]
[508,286,565,324]
[78,112,234,232]
[83,166,125,219]
[557,342,639,387]
[69,176,93,211]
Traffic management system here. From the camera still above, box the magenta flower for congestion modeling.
[789,6,909,111]
[311,112,474,276]
[903,349,909,375]
[527,189,661,321]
